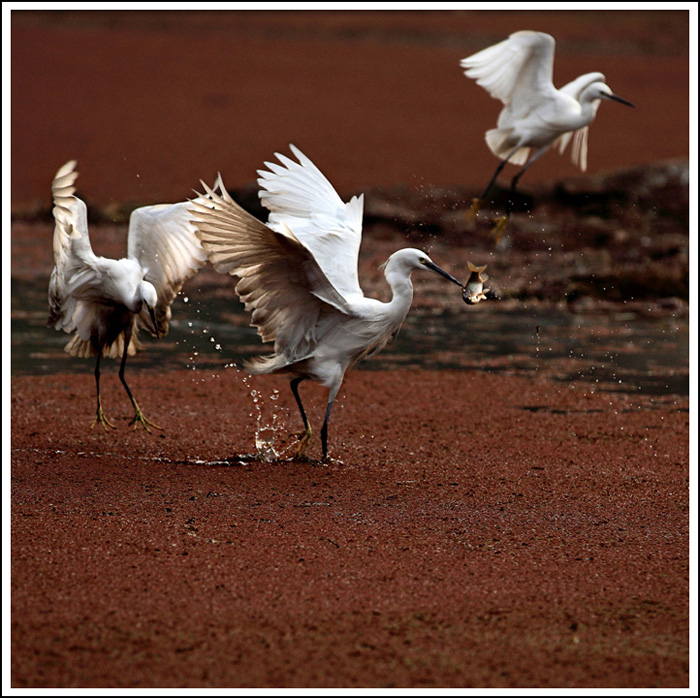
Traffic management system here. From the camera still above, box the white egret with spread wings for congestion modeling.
[461,30,634,240]
[48,160,208,431]
[190,145,464,462]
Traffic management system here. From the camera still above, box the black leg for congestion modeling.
[505,145,550,215]
[505,163,531,216]
[290,376,312,456]
[119,327,161,432]
[95,350,102,414]
[466,148,519,224]
[480,158,509,202]
[490,145,549,241]
[320,399,335,463]
[91,347,116,430]
[290,376,309,431]
[118,328,135,406]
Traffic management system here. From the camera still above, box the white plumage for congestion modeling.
[461,31,633,238]
[190,144,464,462]
[48,160,208,431]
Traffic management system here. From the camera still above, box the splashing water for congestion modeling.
[249,386,299,462]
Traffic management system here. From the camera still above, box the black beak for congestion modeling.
[423,260,464,288]
[148,305,159,339]
[605,93,635,108]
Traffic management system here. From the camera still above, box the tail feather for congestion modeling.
[485,128,529,165]
[64,330,143,359]
[243,353,288,375]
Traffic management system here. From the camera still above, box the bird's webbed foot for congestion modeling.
[465,197,484,223]
[91,402,117,431]
[129,401,162,433]
[490,214,510,243]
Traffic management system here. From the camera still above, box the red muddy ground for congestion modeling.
[10,369,690,688]
[10,9,690,689]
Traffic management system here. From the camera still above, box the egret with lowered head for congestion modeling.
[190,145,464,462]
[48,160,208,431]
[461,30,634,240]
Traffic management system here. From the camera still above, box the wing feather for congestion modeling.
[127,200,208,334]
[48,160,102,332]
[190,179,350,364]
[461,31,558,115]
[256,144,364,300]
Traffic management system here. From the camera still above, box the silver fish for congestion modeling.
[462,262,490,305]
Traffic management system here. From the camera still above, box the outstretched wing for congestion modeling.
[127,199,208,335]
[47,160,103,332]
[461,31,558,118]
[554,72,606,171]
[257,144,364,301]
[190,178,351,364]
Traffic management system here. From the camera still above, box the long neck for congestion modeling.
[575,90,602,127]
[384,267,415,322]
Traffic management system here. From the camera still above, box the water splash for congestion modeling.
[251,388,286,461]
[245,383,299,462]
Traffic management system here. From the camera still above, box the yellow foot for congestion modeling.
[292,427,312,458]
[91,405,117,431]
[465,197,483,224]
[490,215,509,243]
[129,404,162,433]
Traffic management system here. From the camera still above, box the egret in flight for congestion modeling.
[190,145,464,462]
[48,160,208,431]
[461,30,634,240]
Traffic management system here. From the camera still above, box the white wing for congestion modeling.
[190,179,351,364]
[461,31,559,119]
[48,160,103,332]
[256,144,364,301]
[127,199,208,335]
[48,160,145,359]
[554,72,606,171]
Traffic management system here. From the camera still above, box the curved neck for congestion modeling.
[384,268,415,319]
[575,89,603,126]
[578,100,597,124]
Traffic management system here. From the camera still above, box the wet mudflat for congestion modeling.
[10,224,690,687]
[10,209,690,686]
[11,366,689,688]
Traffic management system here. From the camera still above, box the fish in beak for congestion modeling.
[462,262,490,305]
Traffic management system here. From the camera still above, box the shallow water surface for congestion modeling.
[11,278,689,398]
